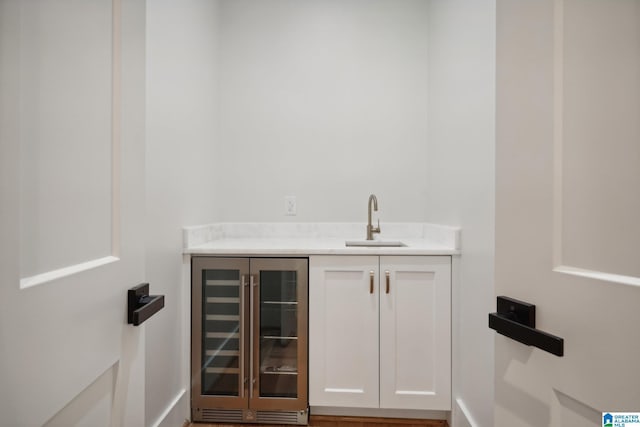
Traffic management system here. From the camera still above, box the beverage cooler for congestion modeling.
[191,257,308,424]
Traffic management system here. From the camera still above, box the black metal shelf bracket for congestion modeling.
[128,283,165,326]
[488,296,564,357]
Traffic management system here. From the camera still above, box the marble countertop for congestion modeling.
[183,223,460,256]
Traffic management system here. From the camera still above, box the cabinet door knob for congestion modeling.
[369,270,375,294]
[385,270,390,294]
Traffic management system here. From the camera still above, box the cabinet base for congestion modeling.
[192,407,309,425]
[309,406,449,420]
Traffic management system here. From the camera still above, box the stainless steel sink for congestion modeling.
[345,240,407,247]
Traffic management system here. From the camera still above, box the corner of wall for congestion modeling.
[145,0,220,426]
[426,1,495,427]
[148,389,188,427]
[451,398,478,427]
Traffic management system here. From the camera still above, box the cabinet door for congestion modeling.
[250,258,308,412]
[309,256,379,408]
[379,256,451,410]
[191,257,250,414]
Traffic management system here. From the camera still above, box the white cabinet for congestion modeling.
[309,255,451,411]
[309,256,380,409]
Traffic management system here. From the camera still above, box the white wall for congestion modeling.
[145,1,220,426]
[426,2,496,427]
[214,0,430,222]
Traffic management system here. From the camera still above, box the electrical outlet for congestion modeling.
[284,196,297,216]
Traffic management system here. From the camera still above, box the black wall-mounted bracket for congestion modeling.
[489,296,564,357]
[128,283,165,326]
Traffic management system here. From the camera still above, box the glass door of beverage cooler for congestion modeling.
[250,259,308,411]
[192,257,250,411]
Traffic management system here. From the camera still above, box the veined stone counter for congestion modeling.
[183,223,460,256]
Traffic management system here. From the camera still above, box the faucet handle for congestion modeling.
[373,219,381,234]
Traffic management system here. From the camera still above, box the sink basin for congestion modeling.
[345,240,407,247]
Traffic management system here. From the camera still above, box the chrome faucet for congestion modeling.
[366,194,380,240]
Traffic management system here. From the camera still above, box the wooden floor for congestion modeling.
[187,415,448,427]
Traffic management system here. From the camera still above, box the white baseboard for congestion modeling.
[452,398,479,427]
[149,389,188,427]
